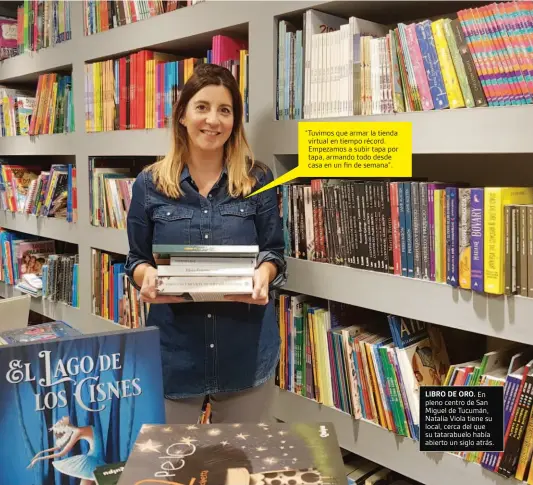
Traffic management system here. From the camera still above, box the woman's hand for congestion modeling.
[224,262,276,306]
[140,266,185,304]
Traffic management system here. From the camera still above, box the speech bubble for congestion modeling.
[247,121,412,198]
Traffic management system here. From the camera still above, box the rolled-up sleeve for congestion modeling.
[125,171,156,289]
[253,167,287,289]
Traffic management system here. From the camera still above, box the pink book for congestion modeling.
[213,35,248,64]
[404,23,434,110]
[0,17,17,60]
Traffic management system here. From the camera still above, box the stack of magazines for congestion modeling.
[154,244,258,301]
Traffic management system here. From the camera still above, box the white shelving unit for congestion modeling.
[1,2,532,485]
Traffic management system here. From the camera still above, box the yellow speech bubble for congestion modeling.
[247,121,412,198]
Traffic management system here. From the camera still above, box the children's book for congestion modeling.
[117,422,347,485]
[0,327,165,485]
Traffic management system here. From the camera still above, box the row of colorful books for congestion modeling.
[83,0,205,37]
[89,156,152,228]
[276,291,533,481]
[91,248,149,328]
[0,229,79,305]
[279,180,533,297]
[0,1,71,60]
[84,34,249,132]
[278,2,533,120]
[0,162,77,222]
[0,72,74,137]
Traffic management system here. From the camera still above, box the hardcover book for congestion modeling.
[117,422,347,485]
[0,327,165,485]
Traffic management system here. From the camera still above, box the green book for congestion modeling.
[94,462,125,485]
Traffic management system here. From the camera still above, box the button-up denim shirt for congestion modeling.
[124,162,286,399]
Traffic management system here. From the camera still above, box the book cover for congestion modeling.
[0,327,165,485]
[117,422,347,485]
[0,321,81,346]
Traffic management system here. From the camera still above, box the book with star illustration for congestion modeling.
[0,326,165,485]
[117,422,347,485]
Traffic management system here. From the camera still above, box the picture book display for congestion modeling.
[117,422,347,485]
[0,327,166,485]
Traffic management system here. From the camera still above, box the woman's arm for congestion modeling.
[125,173,184,304]
[225,167,287,305]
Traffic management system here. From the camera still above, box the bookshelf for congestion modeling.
[1,1,533,484]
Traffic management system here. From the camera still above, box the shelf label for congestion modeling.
[247,121,412,197]
[419,386,504,453]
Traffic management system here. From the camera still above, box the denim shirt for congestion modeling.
[124,162,286,399]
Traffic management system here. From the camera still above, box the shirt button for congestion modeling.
[204,234,209,239]
[204,210,208,214]
[207,314,212,318]
[208,194,212,198]
[210,344,214,349]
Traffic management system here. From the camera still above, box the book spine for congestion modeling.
[443,18,476,108]
[520,205,528,297]
[431,18,466,108]
[398,182,407,276]
[458,188,471,289]
[447,187,459,286]
[528,207,533,298]
[390,182,401,275]
[504,205,513,295]
[419,182,430,280]
[404,182,414,277]
[470,188,484,292]
[411,182,422,279]
[450,17,488,107]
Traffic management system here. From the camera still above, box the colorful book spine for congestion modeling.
[443,18,476,108]
[431,18,466,108]
[415,20,449,109]
[470,188,484,292]
[446,187,459,287]
[458,188,472,289]
[404,23,434,110]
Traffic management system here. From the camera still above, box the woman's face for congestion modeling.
[181,84,234,155]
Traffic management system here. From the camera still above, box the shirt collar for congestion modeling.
[180,164,228,183]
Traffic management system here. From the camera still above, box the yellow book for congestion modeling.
[365,340,389,430]
[93,62,101,132]
[484,188,533,294]
[317,309,334,407]
[48,82,58,134]
[431,18,465,108]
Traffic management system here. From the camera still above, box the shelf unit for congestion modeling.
[1,2,533,485]
[273,388,515,485]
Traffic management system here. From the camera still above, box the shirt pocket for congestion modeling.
[153,205,195,245]
[219,200,257,245]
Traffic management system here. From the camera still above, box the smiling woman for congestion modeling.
[124,63,287,425]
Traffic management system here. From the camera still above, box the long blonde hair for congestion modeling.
[146,63,262,198]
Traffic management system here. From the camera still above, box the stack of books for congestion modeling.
[154,244,259,301]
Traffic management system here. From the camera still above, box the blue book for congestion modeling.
[0,327,165,485]
[415,20,449,110]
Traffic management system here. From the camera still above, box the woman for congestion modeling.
[125,63,286,424]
